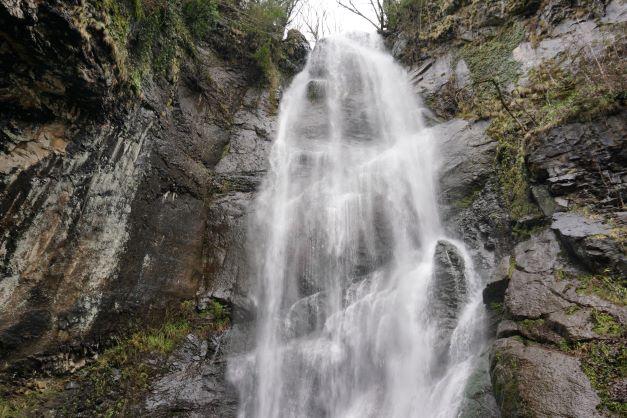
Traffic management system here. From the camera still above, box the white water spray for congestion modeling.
[228,33,487,418]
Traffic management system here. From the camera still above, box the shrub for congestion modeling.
[183,0,219,40]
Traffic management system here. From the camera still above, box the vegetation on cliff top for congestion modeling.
[97,0,299,95]
[487,42,625,219]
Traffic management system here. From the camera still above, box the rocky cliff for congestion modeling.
[0,0,308,415]
[389,0,626,416]
[0,0,625,416]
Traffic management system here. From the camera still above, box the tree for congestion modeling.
[279,0,305,26]
[336,0,391,33]
[297,1,342,42]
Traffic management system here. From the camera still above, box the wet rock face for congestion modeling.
[142,333,237,417]
[528,113,626,212]
[0,0,277,382]
[436,119,511,274]
[0,108,154,368]
[0,0,122,119]
[430,240,472,373]
[280,29,311,74]
[406,0,626,415]
[432,240,467,322]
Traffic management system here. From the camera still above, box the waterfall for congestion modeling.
[228,33,487,418]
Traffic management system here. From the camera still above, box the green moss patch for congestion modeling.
[491,348,530,417]
[577,340,627,415]
[458,25,525,113]
[591,310,623,337]
[484,40,626,220]
[95,0,293,96]
[576,274,627,307]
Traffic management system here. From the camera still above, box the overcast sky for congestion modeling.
[291,0,378,42]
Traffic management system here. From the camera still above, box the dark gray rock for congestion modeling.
[513,229,560,274]
[531,185,558,217]
[430,240,468,368]
[491,338,603,418]
[143,332,237,417]
[0,1,276,393]
[280,29,311,74]
[551,212,626,276]
[527,113,626,212]
[551,212,610,238]
[546,307,599,342]
[431,240,467,327]
[437,119,496,207]
[496,320,520,339]
[64,381,80,391]
[560,280,627,325]
[505,270,570,319]
[436,119,510,276]
[483,256,511,305]
[518,318,563,344]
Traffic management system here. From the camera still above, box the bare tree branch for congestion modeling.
[336,0,382,31]
[295,0,342,43]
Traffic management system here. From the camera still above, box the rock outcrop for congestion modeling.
[0,0,310,414]
[393,0,626,415]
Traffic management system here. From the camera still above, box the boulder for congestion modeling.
[551,212,626,276]
[432,240,467,322]
[513,229,560,274]
[281,29,311,74]
[546,307,599,342]
[430,240,468,367]
[458,353,500,418]
[505,270,569,319]
[491,338,603,418]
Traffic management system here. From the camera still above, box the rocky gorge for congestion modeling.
[0,0,625,417]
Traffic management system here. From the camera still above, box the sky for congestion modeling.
[291,0,378,42]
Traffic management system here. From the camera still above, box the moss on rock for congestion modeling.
[0,299,231,417]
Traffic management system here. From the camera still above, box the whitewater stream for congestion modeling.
[228,33,488,418]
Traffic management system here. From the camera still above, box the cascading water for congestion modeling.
[228,33,488,418]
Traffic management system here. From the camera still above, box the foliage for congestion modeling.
[253,43,275,81]
[246,0,289,36]
[454,188,481,209]
[0,380,63,418]
[97,0,294,101]
[484,40,626,219]
[95,0,194,89]
[208,299,231,329]
[511,222,544,241]
[459,25,525,113]
[386,0,452,36]
[576,273,627,307]
[488,302,505,316]
[591,310,623,337]
[563,304,579,315]
[491,348,528,417]
[578,341,627,415]
[183,0,220,40]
